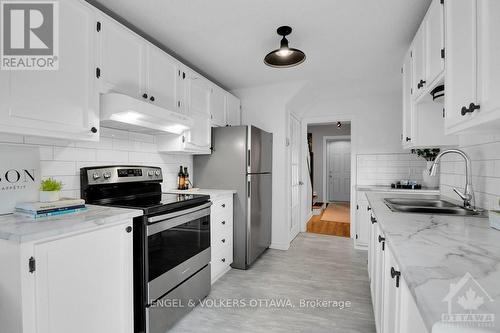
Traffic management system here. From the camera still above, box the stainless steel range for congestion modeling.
[80,166,211,333]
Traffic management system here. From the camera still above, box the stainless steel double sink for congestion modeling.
[384,198,486,217]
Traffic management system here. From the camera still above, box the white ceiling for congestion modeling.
[89,0,431,93]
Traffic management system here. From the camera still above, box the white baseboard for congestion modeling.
[270,242,290,251]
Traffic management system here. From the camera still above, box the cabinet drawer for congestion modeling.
[211,211,232,235]
[211,197,233,215]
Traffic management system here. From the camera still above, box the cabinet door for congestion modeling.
[382,248,401,333]
[476,0,500,120]
[146,45,179,112]
[355,199,370,247]
[99,15,145,98]
[33,223,133,333]
[398,278,429,333]
[210,86,226,126]
[412,27,426,98]
[402,51,413,146]
[186,112,211,150]
[444,0,477,130]
[425,0,445,85]
[226,93,241,126]
[186,72,211,116]
[2,0,98,141]
[373,223,386,332]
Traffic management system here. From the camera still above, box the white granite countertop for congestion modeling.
[356,185,439,194]
[366,192,500,332]
[166,188,236,200]
[0,205,143,243]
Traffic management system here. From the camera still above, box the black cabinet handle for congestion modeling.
[417,79,426,89]
[221,238,226,243]
[406,137,411,142]
[149,96,155,102]
[90,127,97,134]
[126,226,132,233]
[221,221,226,225]
[222,204,226,208]
[221,258,226,263]
[391,267,401,288]
[371,216,377,224]
[142,93,148,99]
[367,206,371,211]
[378,235,386,251]
[461,103,480,116]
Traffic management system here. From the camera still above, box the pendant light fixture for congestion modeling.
[264,26,306,68]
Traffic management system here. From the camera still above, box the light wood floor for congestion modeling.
[307,202,351,237]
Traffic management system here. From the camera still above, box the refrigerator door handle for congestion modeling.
[247,180,251,198]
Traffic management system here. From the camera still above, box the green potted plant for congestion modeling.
[39,178,63,202]
[411,148,440,188]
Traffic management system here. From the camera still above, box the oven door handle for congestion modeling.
[147,203,211,236]
[147,202,212,223]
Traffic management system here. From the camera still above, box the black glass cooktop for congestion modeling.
[107,193,210,216]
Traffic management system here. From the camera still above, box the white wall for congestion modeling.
[0,129,193,198]
[232,81,305,250]
[440,133,500,211]
[307,123,351,202]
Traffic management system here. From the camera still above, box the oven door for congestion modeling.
[146,202,211,303]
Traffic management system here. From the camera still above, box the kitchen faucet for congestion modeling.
[428,149,475,209]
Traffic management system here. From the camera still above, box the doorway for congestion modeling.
[305,122,351,238]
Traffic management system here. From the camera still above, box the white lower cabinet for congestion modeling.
[368,214,428,333]
[355,191,370,248]
[209,195,234,283]
[0,220,134,333]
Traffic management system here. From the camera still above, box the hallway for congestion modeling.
[170,233,375,333]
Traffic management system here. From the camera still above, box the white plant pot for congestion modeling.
[422,161,439,188]
[39,191,60,203]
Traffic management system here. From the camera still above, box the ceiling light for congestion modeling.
[264,26,306,68]
[337,122,342,128]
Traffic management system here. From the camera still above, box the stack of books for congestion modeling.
[15,198,87,219]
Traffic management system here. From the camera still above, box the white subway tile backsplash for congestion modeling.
[1,128,193,196]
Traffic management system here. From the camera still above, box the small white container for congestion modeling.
[39,191,60,203]
[489,210,500,231]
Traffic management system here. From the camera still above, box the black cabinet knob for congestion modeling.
[367,206,371,211]
[417,79,426,89]
[222,204,226,208]
[149,96,155,102]
[371,216,377,224]
[90,127,97,133]
[406,137,411,142]
[391,267,401,288]
[378,235,385,243]
[461,103,480,116]
[126,226,132,233]
[221,258,226,263]
[142,93,148,99]
[221,238,226,243]
[221,221,226,225]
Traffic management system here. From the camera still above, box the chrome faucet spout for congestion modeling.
[428,149,475,209]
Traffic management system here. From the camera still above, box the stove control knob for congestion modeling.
[155,170,161,176]
[92,172,100,180]
[103,172,111,179]
[147,170,154,177]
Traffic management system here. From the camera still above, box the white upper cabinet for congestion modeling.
[145,45,180,111]
[209,85,226,126]
[185,71,211,116]
[0,0,99,141]
[444,0,477,131]
[425,0,445,86]
[98,15,146,99]
[445,0,500,133]
[402,50,413,147]
[225,93,241,126]
[412,27,426,99]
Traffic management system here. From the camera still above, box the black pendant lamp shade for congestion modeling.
[264,26,306,68]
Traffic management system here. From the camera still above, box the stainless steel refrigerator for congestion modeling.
[194,126,272,269]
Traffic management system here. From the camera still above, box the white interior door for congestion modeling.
[326,140,351,202]
[289,114,301,240]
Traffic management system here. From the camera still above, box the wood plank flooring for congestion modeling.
[307,202,351,237]
[169,233,375,333]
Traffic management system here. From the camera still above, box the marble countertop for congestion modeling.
[356,185,439,194]
[0,205,143,243]
[365,192,500,332]
[166,188,236,200]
